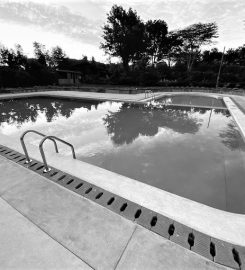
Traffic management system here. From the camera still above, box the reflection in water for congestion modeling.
[0,98,100,127]
[219,122,243,151]
[1,98,245,214]
[103,104,203,145]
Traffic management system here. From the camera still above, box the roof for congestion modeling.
[57,69,82,74]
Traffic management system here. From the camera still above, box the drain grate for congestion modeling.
[0,144,244,270]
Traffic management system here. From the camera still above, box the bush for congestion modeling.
[138,69,160,86]
[14,70,33,87]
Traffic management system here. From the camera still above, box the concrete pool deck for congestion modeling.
[0,155,231,270]
[0,90,245,269]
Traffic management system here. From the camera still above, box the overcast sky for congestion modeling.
[0,0,244,62]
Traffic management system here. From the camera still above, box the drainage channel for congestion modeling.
[0,144,244,270]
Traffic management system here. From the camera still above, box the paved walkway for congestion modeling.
[0,198,91,270]
[0,89,221,103]
[0,91,149,103]
[231,95,245,114]
[0,155,230,270]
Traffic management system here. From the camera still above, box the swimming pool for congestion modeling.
[1,96,245,214]
[156,94,225,108]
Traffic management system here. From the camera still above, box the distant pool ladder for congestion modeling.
[145,90,156,101]
[20,130,76,173]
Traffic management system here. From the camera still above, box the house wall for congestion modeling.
[58,72,81,85]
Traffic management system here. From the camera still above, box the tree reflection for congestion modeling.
[0,98,100,127]
[103,103,203,146]
[219,121,243,151]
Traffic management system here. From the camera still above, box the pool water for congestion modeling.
[157,95,225,108]
[1,97,245,214]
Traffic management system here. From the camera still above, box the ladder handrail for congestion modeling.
[145,90,155,101]
[20,130,59,163]
[39,135,76,172]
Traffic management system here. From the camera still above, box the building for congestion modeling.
[57,69,82,86]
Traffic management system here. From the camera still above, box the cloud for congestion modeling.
[0,0,244,60]
[0,1,101,45]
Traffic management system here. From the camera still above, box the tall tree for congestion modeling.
[145,19,168,65]
[226,45,245,66]
[202,48,222,64]
[33,42,49,66]
[49,46,66,68]
[101,5,145,71]
[162,31,183,67]
[0,44,26,69]
[176,22,218,72]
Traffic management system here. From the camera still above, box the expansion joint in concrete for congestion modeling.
[0,196,96,270]
[114,226,138,270]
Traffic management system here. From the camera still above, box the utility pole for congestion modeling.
[216,46,226,89]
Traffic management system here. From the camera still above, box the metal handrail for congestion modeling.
[20,130,59,164]
[39,135,76,172]
[145,90,155,101]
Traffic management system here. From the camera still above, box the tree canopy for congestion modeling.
[0,44,27,69]
[49,46,66,68]
[175,22,218,71]
[33,42,49,66]
[1,5,245,89]
[145,19,168,65]
[101,5,145,71]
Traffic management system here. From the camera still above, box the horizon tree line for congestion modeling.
[0,4,245,88]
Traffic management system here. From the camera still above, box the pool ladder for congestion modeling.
[144,90,156,101]
[20,130,76,173]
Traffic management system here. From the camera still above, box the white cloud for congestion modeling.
[0,21,105,60]
[0,0,244,60]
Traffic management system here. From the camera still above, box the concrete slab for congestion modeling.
[0,90,148,103]
[223,97,245,141]
[0,155,31,195]
[0,198,92,270]
[116,227,231,270]
[232,96,245,114]
[0,158,136,270]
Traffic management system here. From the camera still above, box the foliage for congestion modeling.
[101,5,145,71]
[49,46,66,68]
[161,31,183,67]
[145,19,168,65]
[0,44,27,69]
[175,22,218,71]
[0,6,245,89]
[33,42,49,66]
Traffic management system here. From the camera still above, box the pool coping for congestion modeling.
[1,91,245,247]
[223,97,245,142]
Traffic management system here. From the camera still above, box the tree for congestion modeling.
[0,45,13,67]
[202,48,222,64]
[33,42,49,66]
[162,31,183,67]
[145,20,168,65]
[101,5,145,71]
[0,44,27,69]
[176,22,218,72]
[236,45,245,66]
[15,44,27,68]
[225,45,245,66]
[49,46,66,68]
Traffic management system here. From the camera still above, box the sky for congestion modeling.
[0,0,244,62]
